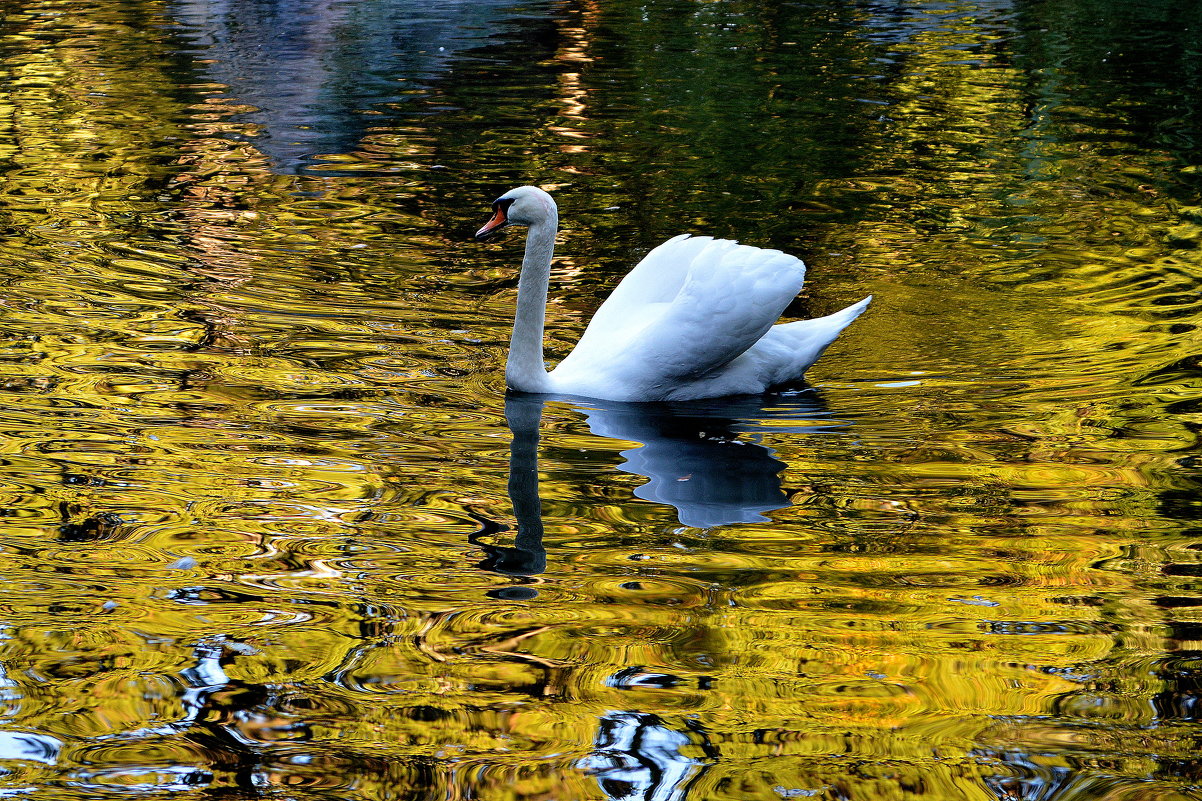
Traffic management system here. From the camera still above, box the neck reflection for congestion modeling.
[477,390,838,579]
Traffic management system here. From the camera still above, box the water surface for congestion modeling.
[0,0,1199,799]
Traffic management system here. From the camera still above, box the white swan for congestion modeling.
[475,186,871,402]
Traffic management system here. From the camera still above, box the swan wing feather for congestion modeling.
[574,234,714,338]
[744,294,873,386]
[555,236,807,389]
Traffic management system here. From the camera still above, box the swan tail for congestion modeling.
[757,295,872,386]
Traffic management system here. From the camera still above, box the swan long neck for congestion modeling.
[506,212,557,392]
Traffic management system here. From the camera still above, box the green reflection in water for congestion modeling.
[0,0,1199,799]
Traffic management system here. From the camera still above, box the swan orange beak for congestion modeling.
[475,205,510,240]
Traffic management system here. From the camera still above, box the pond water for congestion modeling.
[0,0,1200,798]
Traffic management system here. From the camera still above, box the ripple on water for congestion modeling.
[0,0,1199,798]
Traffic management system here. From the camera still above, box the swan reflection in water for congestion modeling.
[579,710,715,801]
[472,389,838,579]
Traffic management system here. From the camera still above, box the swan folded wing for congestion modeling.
[554,236,716,375]
[575,234,715,339]
[556,238,807,391]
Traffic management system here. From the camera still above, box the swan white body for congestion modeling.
[476,186,871,402]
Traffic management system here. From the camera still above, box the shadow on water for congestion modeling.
[473,389,840,580]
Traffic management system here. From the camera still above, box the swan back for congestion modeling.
[551,235,809,399]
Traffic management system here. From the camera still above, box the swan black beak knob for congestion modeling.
[475,201,511,240]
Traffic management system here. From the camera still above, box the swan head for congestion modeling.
[475,186,557,240]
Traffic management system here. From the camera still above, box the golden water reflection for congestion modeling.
[0,0,1198,799]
